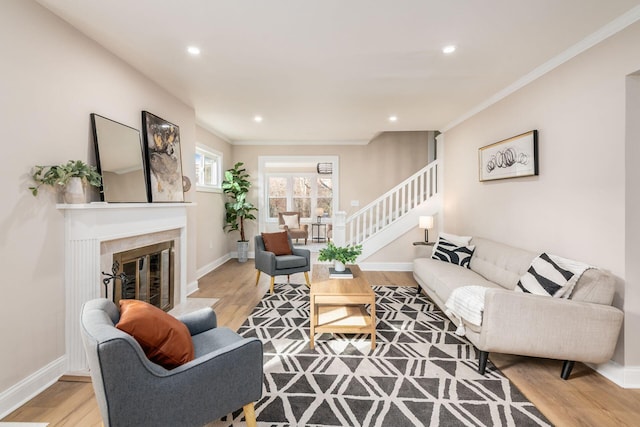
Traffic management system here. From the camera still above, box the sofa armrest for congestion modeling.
[255,248,277,273]
[478,289,623,364]
[291,247,311,263]
[177,307,217,336]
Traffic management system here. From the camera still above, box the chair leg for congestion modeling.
[243,402,257,427]
[561,360,575,380]
[255,270,261,286]
[304,271,311,287]
[287,274,290,284]
[478,350,489,375]
[270,276,275,294]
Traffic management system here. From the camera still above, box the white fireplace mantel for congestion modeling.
[58,202,190,373]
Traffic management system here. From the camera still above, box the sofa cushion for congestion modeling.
[516,253,575,297]
[432,238,475,268]
[282,214,299,229]
[570,268,616,305]
[468,237,536,290]
[413,257,501,304]
[261,231,292,255]
[431,232,472,256]
[116,300,195,369]
[275,254,307,269]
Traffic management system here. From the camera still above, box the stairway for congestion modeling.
[333,159,442,261]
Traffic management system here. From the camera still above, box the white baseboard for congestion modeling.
[0,357,66,419]
[186,280,199,296]
[229,251,255,260]
[592,360,640,388]
[196,253,232,279]
[359,262,413,272]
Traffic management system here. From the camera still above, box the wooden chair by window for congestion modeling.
[278,211,309,244]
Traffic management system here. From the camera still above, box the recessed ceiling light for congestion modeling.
[388,115,398,122]
[253,115,263,123]
[442,45,456,54]
[187,46,201,55]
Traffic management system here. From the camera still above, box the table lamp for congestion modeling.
[419,215,434,242]
[316,208,324,223]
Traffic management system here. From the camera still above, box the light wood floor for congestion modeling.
[3,260,640,426]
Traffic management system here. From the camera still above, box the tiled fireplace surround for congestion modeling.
[59,203,188,373]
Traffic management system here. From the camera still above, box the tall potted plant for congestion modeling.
[222,162,258,262]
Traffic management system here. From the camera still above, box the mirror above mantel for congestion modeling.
[91,113,149,202]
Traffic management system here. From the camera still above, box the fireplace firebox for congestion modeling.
[109,241,175,311]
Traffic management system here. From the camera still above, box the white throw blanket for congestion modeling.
[545,254,593,298]
[445,286,488,336]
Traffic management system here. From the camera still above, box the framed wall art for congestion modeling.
[142,111,184,202]
[478,130,538,182]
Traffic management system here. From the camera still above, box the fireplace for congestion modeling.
[59,203,190,373]
[108,241,175,311]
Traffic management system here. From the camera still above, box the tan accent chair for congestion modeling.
[278,211,309,244]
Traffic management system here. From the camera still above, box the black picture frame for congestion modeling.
[141,111,185,202]
[91,113,150,202]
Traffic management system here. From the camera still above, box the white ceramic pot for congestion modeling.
[334,260,346,272]
[237,240,249,263]
[63,177,85,204]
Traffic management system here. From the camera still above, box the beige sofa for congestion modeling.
[413,237,624,379]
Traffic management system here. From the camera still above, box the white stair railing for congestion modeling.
[345,160,440,246]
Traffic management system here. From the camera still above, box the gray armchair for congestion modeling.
[80,298,263,427]
[255,234,311,294]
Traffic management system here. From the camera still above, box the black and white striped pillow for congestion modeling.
[431,238,475,268]
[516,253,574,297]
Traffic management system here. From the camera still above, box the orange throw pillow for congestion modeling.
[116,300,195,369]
[262,231,292,255]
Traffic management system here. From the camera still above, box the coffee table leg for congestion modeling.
[310,295,315,349]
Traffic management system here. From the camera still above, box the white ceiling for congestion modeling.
[36,0,640,144]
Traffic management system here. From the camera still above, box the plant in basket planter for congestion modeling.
[222,162,258,263]
[29,160,102,203]
[318,242,363,272]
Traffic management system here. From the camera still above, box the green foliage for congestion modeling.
[222,162,258,241]
[29,160,102,196]
[318,242,363,264]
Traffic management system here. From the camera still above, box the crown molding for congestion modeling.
[232,139,370,146]
[441,5,640,133]
[194,118,232,143]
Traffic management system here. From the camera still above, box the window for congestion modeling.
[267,174,333,221]
[195,144,222,192]
[267,176,287,216]
[316,177,333,216]
[292,176,311,217]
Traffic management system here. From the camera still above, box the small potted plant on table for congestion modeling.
[29,160,102,203]
[318,242,363,272]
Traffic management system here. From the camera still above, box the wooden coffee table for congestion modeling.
[309,264,376,350]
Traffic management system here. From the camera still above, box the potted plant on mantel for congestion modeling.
[318,242,363,272]
[29,160,102,203]
[222,162,258,263]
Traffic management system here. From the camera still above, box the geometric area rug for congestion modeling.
[216,283,551,426]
